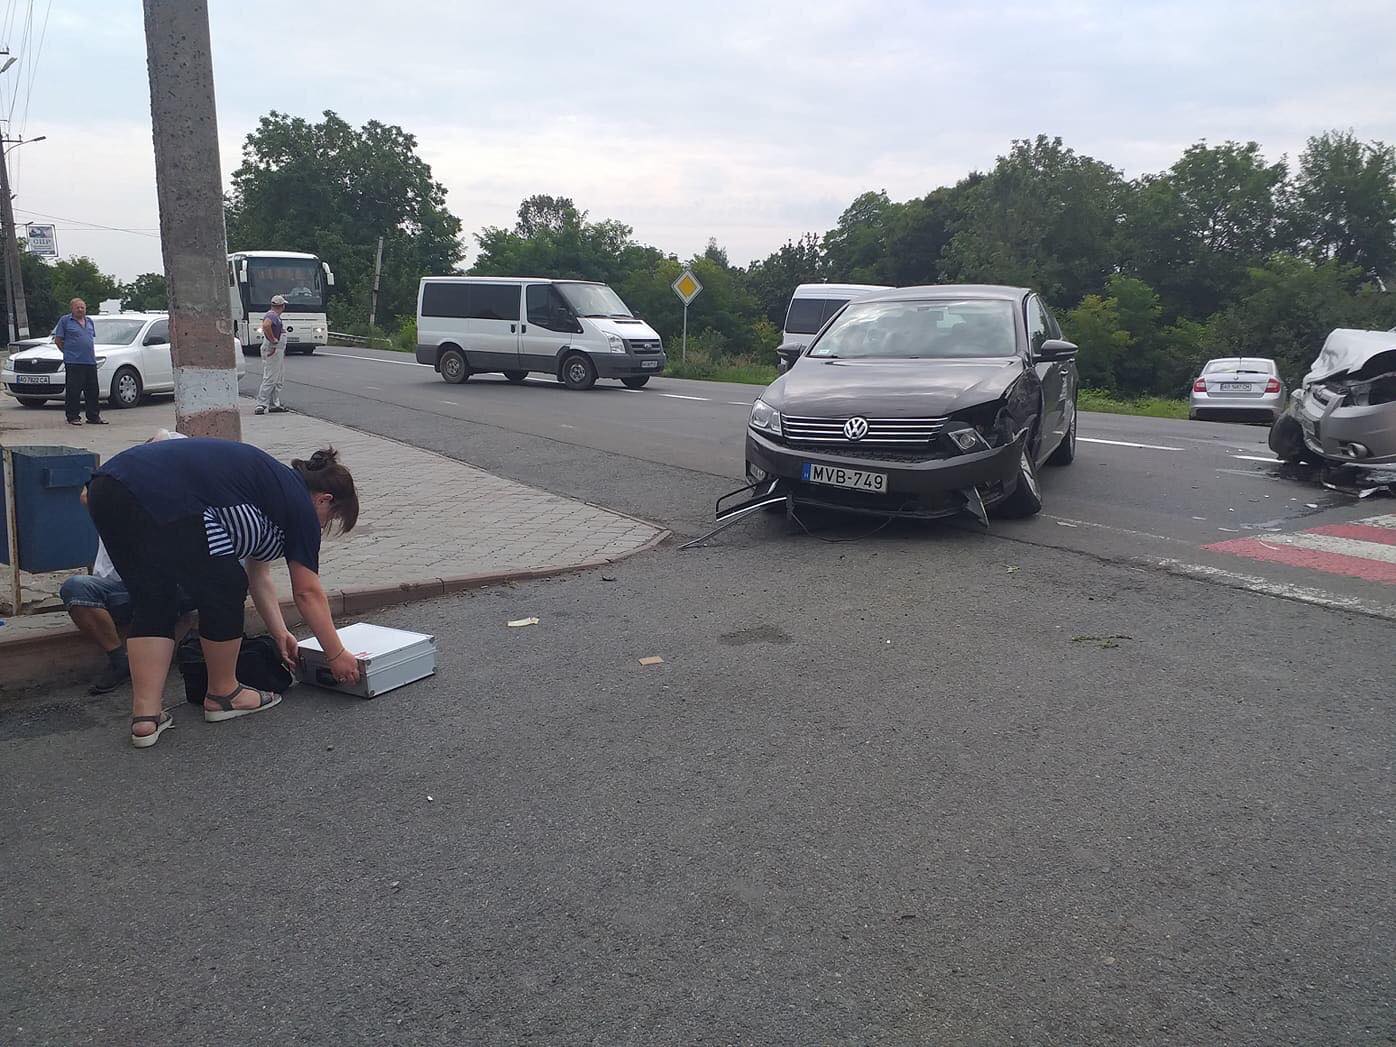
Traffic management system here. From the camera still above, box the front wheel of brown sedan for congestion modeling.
[995,443,1044,518]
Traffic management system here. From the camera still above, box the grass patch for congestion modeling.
[663,355,778,386]
[1077,388,1190,419]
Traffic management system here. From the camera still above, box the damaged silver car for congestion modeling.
[1270,329,1396,467]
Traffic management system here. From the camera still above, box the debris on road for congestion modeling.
[507,617,540,628]
[1071,634,1134,649]
[1006,565,1020,573]
[639,656,664,666]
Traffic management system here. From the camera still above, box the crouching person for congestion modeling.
[59,553,133,695]
[86,439,362,748]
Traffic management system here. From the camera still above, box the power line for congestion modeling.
[14,206,161,237]
[13,0,49,193]
[19,0,49,135]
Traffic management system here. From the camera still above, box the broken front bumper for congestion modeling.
[745,430,1024,519]
[1291,388,1396,467]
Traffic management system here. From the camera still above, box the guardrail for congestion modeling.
[328,331,394,349]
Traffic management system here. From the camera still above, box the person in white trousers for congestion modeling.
[255,294,289,415]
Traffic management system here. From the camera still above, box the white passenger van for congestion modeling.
[782,283,893,345]
[415,277,667,390]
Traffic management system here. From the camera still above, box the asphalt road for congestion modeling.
[3,350,1392,1045]
[267,347,1396,618]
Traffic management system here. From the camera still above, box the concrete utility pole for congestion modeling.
[142,0,240,440]
[0,123,31,340]
[369,235,384,328]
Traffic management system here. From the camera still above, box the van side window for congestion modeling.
[786,298,846,336]
[468,283,520,322]
[527,284,573,331]
[421,283,471,318]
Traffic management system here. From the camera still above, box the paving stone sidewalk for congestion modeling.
[0,400,663,647]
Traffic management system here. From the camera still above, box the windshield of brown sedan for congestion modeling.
[808,299,1017,359]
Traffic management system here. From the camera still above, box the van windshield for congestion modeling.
[557,283,633,318]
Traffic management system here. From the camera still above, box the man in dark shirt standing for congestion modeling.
[51,297,106,426]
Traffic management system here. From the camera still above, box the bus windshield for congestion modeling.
[245,258,325,311]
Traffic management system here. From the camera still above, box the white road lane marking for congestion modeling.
[1230,454,1283,463]
[438,400,459,406]
[1078,437,1184,451]
[320,351,421,367]
[728,401,753,407]
[1153,558,1396,622]
[1265,531,1396,565]
[659,393,709,402]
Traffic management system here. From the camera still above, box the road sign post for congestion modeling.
[671,269,703,364]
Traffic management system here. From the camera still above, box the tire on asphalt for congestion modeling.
[110,366,143,408]
[621,376,650,389]
[994,439,1044,518]
[439,346,469,385]
[16,396,47,407]
[1268,413,1310,464]
[504,370,528,384]
[1046,406,1077,466]
[560,352,597,391]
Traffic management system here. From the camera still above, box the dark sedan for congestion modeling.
[744,285,1079,521]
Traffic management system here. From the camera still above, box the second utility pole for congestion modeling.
[369,235,384,328]
[142,0,240,440]
[0,142,30,339]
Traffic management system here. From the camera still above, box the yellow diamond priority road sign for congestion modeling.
[672,269,703,305]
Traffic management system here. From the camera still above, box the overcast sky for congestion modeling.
[8,0,1395,280]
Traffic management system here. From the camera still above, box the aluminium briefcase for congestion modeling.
[298,622,437,699]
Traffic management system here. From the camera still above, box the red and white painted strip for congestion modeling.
[1206,515,1396,585]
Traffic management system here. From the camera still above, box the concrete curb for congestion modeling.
[0,528,670,699]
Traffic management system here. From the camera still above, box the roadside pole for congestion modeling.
[142,0,240,440]
[0,138,31,339]
[369,235,384,328]
[671,268,703,365]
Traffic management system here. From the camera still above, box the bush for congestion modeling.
[392,317,417,353]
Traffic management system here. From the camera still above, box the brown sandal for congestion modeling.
[203,685,282,723]
[131,711,174,749]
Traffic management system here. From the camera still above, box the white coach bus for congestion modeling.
[228,250,335,355]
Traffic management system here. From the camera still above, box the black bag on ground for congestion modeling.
[177,634,296,705]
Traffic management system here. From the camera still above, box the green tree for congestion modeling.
[50,257,121,315]
[226,110,463,330]
[1291,130,1396,279]
[471,196,644,285]
[18,252,60,331]
[744,233,827,326]
[941,136,1125,304]
[823,190,894,282]
[1203,255,1396,388]
[120,272,168,312]
[1121,140,1288,319]
[881,181,974,287]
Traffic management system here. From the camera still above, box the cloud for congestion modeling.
[19,0,1396,278]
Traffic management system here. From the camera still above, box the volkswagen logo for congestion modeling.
[843,416,869,441]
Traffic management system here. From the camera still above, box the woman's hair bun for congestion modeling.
[293,447,339,471]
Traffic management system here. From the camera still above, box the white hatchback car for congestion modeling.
[2,312,245,409]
